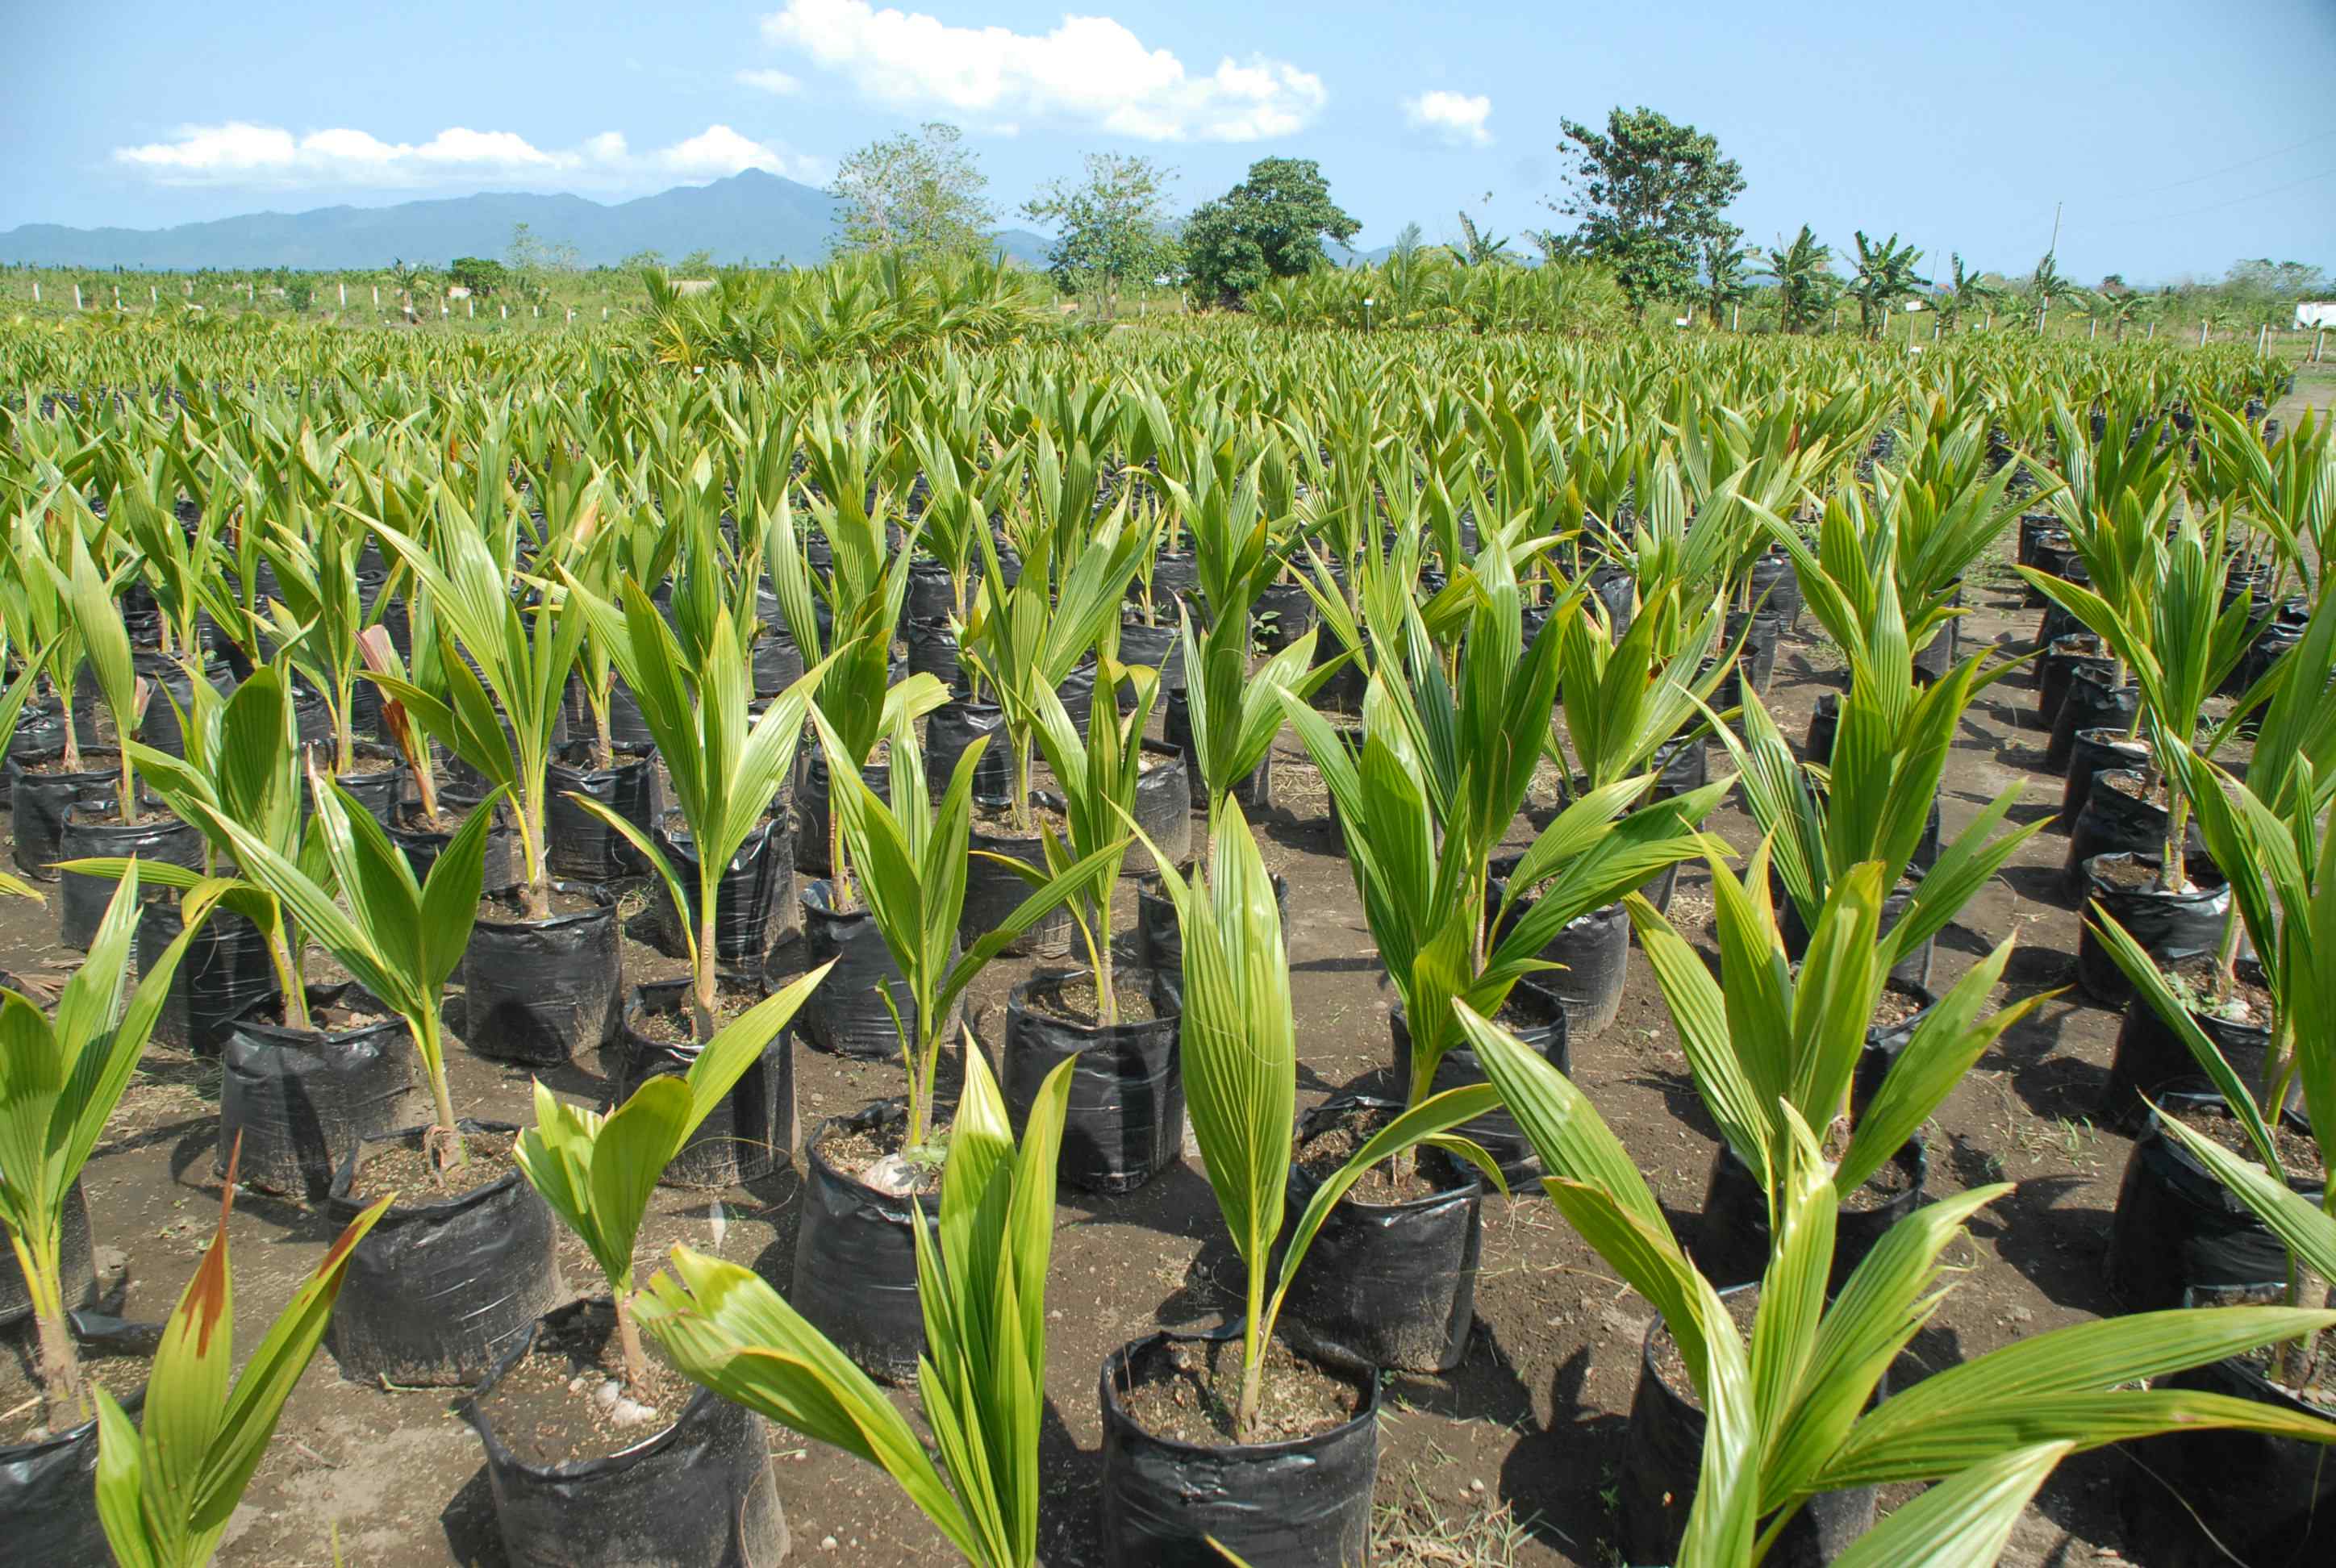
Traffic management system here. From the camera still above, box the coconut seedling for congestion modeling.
[1128,801,1503,1441]
[2097,727,2336,1393]
[185,774,505,1172]
[60,665,317,1031]
[561,569,830,1039]
[1457,1001,2336,1566]
[0,866,205,1429]
[92,1145,390,1568]
[362,483,586,922]
[511,961,833,1396]
[809,709,1123,1164]
[636,1048,1076,1568]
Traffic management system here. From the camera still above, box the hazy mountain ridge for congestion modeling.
[0,170,1052,272]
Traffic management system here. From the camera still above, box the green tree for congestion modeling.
[1545,106,1746,310]
[1846,231,1931,337]
[1182,157,1359,307]
[1021,152,1180,310]
[447,256,508,296]
[1761,225,1836,333]
[830,122,995,261]
[1937,252,2000,332]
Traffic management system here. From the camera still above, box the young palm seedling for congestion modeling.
[93,1145,391,1568]
[636,1047,1079,1568]
[1,866,204,1429]
[1457,1002,2336,1566]
[1097,802,1503,1562]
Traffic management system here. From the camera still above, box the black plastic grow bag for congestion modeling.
[457,1299,790,1568]
[793,752,890,875]
[618,979,797,1186]
[138,895,279,1059]
[2103,976,2272,1131]
[463,885,623,1066]
[7,755,119,881]
[220,987,420,1197]
[1279,1095,1483,1374]
[1099,1326,1379,1568]
[1696,1138,1929,1293]
[546,748,659,882]
[963,805,1074,957]
[798,880,954,1059]
[2106,1090,2322,1312]
[2046,667,2138,774]
[323,1119,565,1387]
[1390,986,1570,1183]
[2075,853,2230,1008]
[2059,729,2149,832]
[0,1375,144,1564]
[998,970,1183,1195]
[792,1103,932,1381]
[2038,635,2115,732]
[56,802,201,950]
[1163,686,1272,809]
[657,814,794,970]
[0,1180,94,1334]
[1124,740,1193,877]
[922,699,1010,803]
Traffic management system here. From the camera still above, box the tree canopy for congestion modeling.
[1545,106,1746,310]
[831,123,996,262]
[1183,157,1360,307]
[1023,152,1181,304]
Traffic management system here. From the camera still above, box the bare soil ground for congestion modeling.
[0,532,2271,1565]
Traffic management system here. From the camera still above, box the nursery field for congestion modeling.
[0,315,2330,1568]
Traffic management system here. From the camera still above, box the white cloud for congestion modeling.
[1404,90,1493,148]
[759,1,1324,141]
[736,68,803,95]
[111,121,824,189]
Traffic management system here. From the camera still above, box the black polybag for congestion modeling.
[618,979,796,1186]
[0,1324,153,1566]
[457,1299,790,1568]
[792,1103,931,1381]
[1391,987,1568,1182]
[1162,686,1271,809]
[55,803,202,950]
[2046,666,2138,774]
[0,1179,94,1332]
[1279,1095,1483,1374]
[2064,770,2209,896]
[657,815,793,969]
[7,757,119,881]
[922,699,1010,803]
[220,988,420,1197]
[2059,729,2149,831]
[1697,1139,1928,1294]
[1099,1326,1379,1568]
[2104,984,2271,1131]
[1124,740,1193,877]
[2038,634,2115,732]
[2075,853,2230,1007]
[324,1119,565,1387]
[546,749,659,882]
[792,752,890,875]
[139,896,279,1059]
[798,881,954,1059]
[997,971,1182,1195]
[962,806,1074,957]
[1621,1287,1878,1567]
[2106,1089,2321,1312]
[463,885,624,1066]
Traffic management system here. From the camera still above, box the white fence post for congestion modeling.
[2316,327,2326,363]
[31,281,39,303]
[2257,323,2269,355]
[2200,321,2209,347]
[73,283,82,310]
[339,281,346,307]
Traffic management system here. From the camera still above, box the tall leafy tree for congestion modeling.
[1022,152,1181,310]
[1846,231,1932,337]
[1701,225,1752,326]
[1544,106,1746,310]
[1182,157,1359,307]
[831,122,996,261]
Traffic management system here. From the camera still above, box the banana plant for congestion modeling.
[1132,802,1503,1441]
[2095,733,2336,1387]
[362,490,586,921]
[58,667,317,1031]
[1456,1001,2336,1566]
[513,961,833,1393]
[561,571,829,1038]
[636,1046,1077,1568]
[2019,511,2270,892]
[1629,844,2051,1207]
[184,773,506,1172]
[0,865,206,1429]
[93,1143,392,1568]
[810,709,1124,1153]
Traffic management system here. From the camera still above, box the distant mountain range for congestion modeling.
[0,170,1052,272]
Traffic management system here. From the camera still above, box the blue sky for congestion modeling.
[3,0,2331,284]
